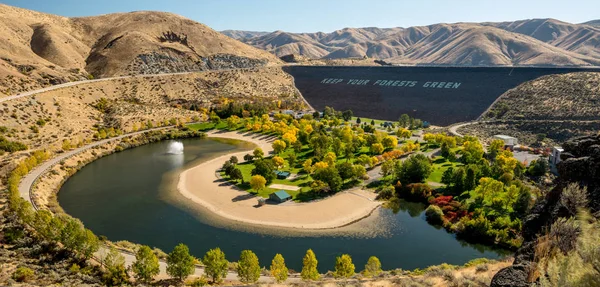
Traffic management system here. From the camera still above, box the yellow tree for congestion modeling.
[273,156,286,169]
[303,159,314,174]
[313,161,329,171]
[382,136,398,150]
[282,132,297,145]
[496,150,518,175]
[301,249,320,281]
[270,253,288,283]
[250,175,266,192]
[371,143,384,155]
[324,152,337,166]
[272,140,287,154]
[396,128,412,140]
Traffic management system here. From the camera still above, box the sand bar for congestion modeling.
[177,130,382,229]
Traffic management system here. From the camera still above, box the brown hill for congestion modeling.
[481,72,600,121]
[0,4,280,95]
[229,19,600,67]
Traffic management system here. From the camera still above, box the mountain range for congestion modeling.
[0,4,280,95]
[222,18,600,66]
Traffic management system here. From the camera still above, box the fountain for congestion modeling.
[166,141,184,155]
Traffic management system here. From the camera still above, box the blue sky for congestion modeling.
[2,0,599,33]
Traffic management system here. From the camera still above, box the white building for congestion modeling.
[494,135,519,147]
[549,146,563,174]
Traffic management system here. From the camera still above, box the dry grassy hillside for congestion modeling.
[231,19,600,67]
[0,4,281,96]
[481,72,600,121]
[0,67,302,165]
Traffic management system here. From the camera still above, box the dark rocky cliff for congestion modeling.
[491,134,600,286]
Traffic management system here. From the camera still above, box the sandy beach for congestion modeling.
[177,130,382,229]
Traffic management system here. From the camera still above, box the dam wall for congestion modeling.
[284,66,600,126]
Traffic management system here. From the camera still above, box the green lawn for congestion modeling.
[187,121,227,131]
[427,156,464,183]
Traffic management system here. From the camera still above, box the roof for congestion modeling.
[494,135,517,140]
[276,171,291,176]
[272,190,291,200]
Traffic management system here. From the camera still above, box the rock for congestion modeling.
[491,264,531,287]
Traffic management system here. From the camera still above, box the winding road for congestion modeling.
[4,67,319,283]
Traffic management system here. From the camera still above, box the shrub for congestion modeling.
[425,205,444,225]
[186,276,208,287]
[396,183,432,203]
[12,266,34,282]
[560,183,588,216]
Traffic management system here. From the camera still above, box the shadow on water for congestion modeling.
[58,137,510,272]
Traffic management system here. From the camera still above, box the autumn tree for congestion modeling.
[253,148,264,159]
[237,250,260,284]
[132,245,160,283]
[371,143,384,155]
[396,128,412,140]
[333,254,355,278]
[250,175,267,192]
[381,136,398,150]
[363,256,382,277]
[270,253,288,283]
[203,248,229,284]
[301,249,320,281]
[273,156,285,169]
[272,140,287,154]
[167,243,194,282]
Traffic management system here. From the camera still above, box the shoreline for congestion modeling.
[177,130,383,230]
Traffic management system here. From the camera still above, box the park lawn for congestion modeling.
[351,116,389,127]
[427,156,464,183]
[187,121,227,131]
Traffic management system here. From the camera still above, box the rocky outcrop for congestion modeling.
[127,52,268,75]
[491,133,600,286]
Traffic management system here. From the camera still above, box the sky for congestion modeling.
[2,0,599,33]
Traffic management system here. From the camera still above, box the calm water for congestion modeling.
[58,138,508,272]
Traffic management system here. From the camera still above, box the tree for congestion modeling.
[203,248,229,284]
[342,110,353,121]
[250,175,267,192]
[488,139,505,160]
[528,158,549,176]
[337,162,355,181]
[253,148,264,159]
[132,245,160,283]
[313,166,343,192]
[324,151,337,167]
[251,159,275,183]
[353,164,367,180]
[301,249,320,281]
[381,136,398,150]
[272,156,285,169]
[399,114,410,128]
[462,138,484,164]
[243,153,254,162]
[309,134,331,159]
[303,159,313,174]
[287,153,297,168]
[356,154,373,167]
[370,119,375,126]
[334,254,355,278]
[396,154,432,183]
[363,256,382,277]
[381,160,395,177]
[371,143,384,155]
[103,247,129,286]
[222,161,235,177]
[271,253,288,283]
[237,250,260,283]
[356,117,361,124]
[396,128,412,140]
[79,229,99,260]
[226,115,240,130]
[229,156,239,165]
[230,168,243,183]
[272,140,287,154]
[167,243,194,282]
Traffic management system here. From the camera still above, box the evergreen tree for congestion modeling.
[333,254,355,278]
[301,249,320,280]
[363,256,382,277]
[270,253,288,283]
[237,250,260,283]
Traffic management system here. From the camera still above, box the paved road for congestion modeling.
[448,122,479,137]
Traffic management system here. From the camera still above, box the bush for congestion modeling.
[396,183,432,203]
[186,276,208,287]
[425,205,444,225]
[12,266,34,282]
